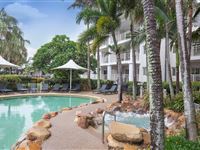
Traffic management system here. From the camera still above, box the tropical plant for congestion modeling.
[142,0,165,149]
[0,9,28,65]
[175,0,198,141]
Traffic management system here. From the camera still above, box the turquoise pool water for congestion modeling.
[0,95,93,150]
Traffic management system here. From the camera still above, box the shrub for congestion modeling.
[0,74,21,83]
[165,136,200,150]
[165,91,200,112]
[165,92,184,112]
[192,81,200,91]
[127,81,143,95]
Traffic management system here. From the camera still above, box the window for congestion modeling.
[192,42,200,56]
[143,67,147,76]
[191,68,200,74]
[172,67,176,76]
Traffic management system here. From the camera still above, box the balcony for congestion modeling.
[110,31,130,43]
[191,74,200,81]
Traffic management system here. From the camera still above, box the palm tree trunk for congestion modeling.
[166,24,174,98]
[97,47,100,89]
[188,0,193,60]
[130,19,137,100]
[142,0,165,149]
[111,31,123,102]
[175,45,180,93]
[87,24,91,90]
[175,0,198,141]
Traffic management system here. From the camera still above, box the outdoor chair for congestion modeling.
[0,84,13,93]
[30,83,37,93]
[71,83,81,92]
[93,84,108,93]
[60,83,69,92]
[52,83,61,92]
[41,83,49,92]
[102,84,118,94]
[16,83,28,92]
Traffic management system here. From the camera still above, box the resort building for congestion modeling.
[98,18,200,83]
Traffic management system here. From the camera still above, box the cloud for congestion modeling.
[5,2,47,20]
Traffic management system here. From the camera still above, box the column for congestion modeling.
[129,63,133,81]
[107,65,112,80]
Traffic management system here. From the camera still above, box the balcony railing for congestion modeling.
[191,74,200,81]
[110,31,130,43]
[101,55,108,63]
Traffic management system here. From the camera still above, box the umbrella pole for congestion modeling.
[70,69,72,91]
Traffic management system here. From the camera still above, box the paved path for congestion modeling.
[42,92,117,150]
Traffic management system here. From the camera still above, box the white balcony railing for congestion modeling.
[110,31,130,43]
[191,74,200,81]
[101,55,108,63]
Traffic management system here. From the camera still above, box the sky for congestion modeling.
[0,0,85,59]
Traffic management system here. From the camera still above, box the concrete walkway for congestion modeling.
[42,92,117,150]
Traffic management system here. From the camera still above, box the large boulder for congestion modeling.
[16,140,41,150]
[27,126,51,141]
[107,135,138,150]
[109,122,143,143]
[33,119,51,129]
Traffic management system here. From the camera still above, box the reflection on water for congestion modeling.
[0,96,92,150]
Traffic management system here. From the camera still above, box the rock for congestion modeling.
[90,101,99,104]
[16,140,41,150]
[164,109,181,121]
[112,106,121,112]
[107,134,124,149]
[133,101,141,109]
[109,121,143,143]
[139,128,148,133]
[27,126,51,141]
[49,111,58,117]
[124,144,138,150]
[107,135,138,150]
[142,132,150,145]
[42,113,51,120]
[61,107,72,112]
[96,98,105,103]
[96,108,104,114]
[77,116,89,129]
[33,119,51,129]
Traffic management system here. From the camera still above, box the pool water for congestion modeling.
[105,111,150,130]
[0,95,93,150]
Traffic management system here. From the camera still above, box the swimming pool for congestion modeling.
[0,95,93,150]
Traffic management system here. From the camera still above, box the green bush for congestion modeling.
[192,81,200,91]
[165,91,200,112]
[165,136,200,150]
[165,92,184,112]
[0,74,21,83]
[127,81,143,95]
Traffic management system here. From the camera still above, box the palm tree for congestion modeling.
[0,9,28,65]
[119,0,143,100]
[175,0,198,141]
[142,0,165,149]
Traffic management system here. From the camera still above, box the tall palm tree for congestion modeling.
[175,0,198,141]
[119,0,143,100]
[0,9,28,65]
[142,0,165,149]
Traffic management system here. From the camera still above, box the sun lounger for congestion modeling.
[0,84,13,93]
[52,83,61,91]
[41,83,49,92]
[93,84,108,93]
[102,84,118,94]
[71,83,81,92]
[30,83,37,92]
[16,83,28,92]
[60,83,69,92]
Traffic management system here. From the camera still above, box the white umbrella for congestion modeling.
[0,55,19,68]
[53,59,87,91]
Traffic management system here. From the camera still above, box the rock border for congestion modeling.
[12,94,105,150]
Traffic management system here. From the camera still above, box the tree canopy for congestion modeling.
[32,35,96,80]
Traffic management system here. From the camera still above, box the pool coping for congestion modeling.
[0,92,107,102]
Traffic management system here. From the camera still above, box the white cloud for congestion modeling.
[26,45,36,59]
[5,2,47,20]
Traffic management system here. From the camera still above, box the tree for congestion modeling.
[175,0,198,141]
[142,0,165,149]
[0,9,28,65]
[32,35,96,81]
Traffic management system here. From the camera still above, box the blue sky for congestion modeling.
[0,0,85,58]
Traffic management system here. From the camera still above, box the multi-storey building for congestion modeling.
[99,18,200,83]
